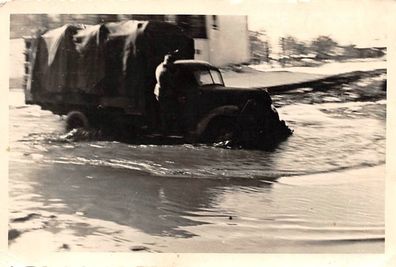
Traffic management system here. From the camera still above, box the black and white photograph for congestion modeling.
[2,0,396,266]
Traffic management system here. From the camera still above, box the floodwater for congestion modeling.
[8,73,386,253]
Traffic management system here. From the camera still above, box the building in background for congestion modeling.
[201,15,250,66]
[10,14,250,67]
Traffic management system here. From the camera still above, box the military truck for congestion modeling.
[23,20,292,149]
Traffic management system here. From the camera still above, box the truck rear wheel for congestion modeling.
[65,111,89,131]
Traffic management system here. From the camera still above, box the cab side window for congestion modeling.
[194,70,213,86]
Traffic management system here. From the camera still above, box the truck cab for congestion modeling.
[157,60,292,148]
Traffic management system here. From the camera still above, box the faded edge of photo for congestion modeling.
[1,0,396,266]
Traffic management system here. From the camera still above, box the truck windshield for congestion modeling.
[194,69,224,86]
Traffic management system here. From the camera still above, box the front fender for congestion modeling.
[190,105,239,138]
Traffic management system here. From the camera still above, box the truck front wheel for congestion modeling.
[201,116,236,143]
[65,111,89,131]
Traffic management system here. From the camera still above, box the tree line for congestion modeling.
[249,30,386,66]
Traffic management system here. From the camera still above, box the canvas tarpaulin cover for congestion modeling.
[32,24,83,94]
[31,20,194,112]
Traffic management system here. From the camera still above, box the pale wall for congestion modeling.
[10,38,25,79]
[194,39,210,62]
[206,16,250,66]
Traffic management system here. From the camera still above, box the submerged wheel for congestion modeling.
[65,111,89,130]
[201,116,236,143]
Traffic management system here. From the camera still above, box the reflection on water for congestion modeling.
[10,160,275,238]
[8,74,386,252]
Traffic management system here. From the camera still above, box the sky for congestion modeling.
[247,0,394,47]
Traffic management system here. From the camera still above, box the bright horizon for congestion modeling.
[247,0,393,47]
